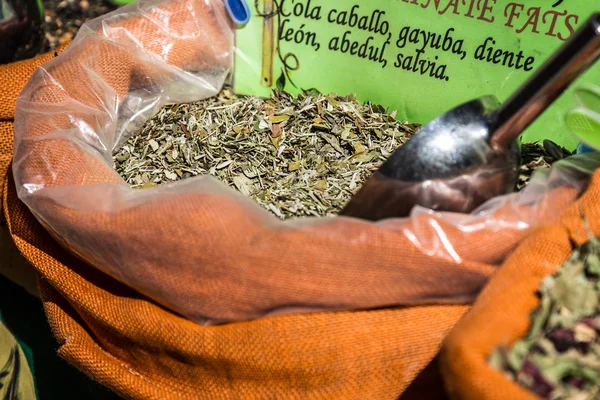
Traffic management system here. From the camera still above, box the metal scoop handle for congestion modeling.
[491,13,600,152]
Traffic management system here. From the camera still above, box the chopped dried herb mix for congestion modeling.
[489,236,600,399]
[113,87,419,219]
[113,87,565,219]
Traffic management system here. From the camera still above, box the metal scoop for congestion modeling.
[340,13,600,221]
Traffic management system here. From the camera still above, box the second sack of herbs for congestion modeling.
[441,174,600,400]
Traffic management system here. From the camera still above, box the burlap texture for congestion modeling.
[11,0,584,326]
[0,46,66,195]
[440,170,600,399]
[0,45,69,297]
[4,172,470,399]
[0,5,473,399]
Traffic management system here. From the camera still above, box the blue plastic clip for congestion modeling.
[577,142,596,154]
[225,0,251,26]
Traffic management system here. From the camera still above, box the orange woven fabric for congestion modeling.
[0,44,68,195]
[0,45,67,121]
[0,9,473,400]
[0,44,69,295]
[440,170,600,400]
[11,0,573,326]
[4,172,469,398]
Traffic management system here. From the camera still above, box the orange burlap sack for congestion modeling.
[2,0,598,398]
[11,0,592,326]
[0,46,68,297]
[440,170,600,399]
[0,11,470,400]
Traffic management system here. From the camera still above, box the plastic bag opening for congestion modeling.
[12,0,600,325]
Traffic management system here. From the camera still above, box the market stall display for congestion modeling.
[1,0,599,398]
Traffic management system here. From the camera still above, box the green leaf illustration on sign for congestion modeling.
[276,70,286,91]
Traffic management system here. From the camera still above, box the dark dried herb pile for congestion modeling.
[9,0,117,64]
[6,0,118,64]
[489,236,600,399]
[41,0,116,51]
[518,140,573,190]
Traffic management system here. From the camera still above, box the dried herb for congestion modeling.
[113,87,569,219]
[42,0,117,52]
[113,87,419,219]
[517,140,572,190]
[489,235,600,399]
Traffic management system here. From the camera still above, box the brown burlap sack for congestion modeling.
[3,1,599,398]
[440,170,600,399]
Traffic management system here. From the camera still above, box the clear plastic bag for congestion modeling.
[12,0,600,325]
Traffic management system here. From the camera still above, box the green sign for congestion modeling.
[233,0,599,150]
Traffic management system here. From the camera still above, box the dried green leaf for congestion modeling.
[149,139,159,151]
[268,115,290,123]
[287,161,300,172]
[231,175,256,196]
[276,71,286,92]
[489,236,600,399]
[351,152,378,163]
